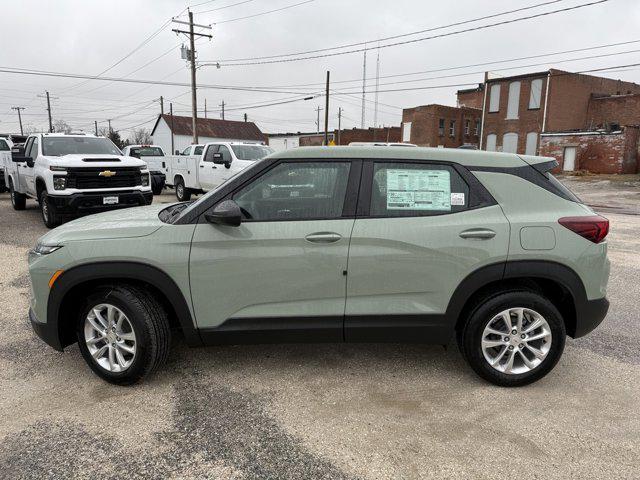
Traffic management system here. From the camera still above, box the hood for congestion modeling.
[39,203,169,244]
[44,154,146,168]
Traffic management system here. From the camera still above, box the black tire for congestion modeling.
[9,179,26,210]
[151,175,165,195]
[458,290,566,387]
[175,177,191,201]
[152,184,164,196]
[40,193,62,229]
[76,285,171,385]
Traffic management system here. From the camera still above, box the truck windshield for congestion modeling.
[42,137,122,156]
[230,145,274,161]
[130,146,164,157]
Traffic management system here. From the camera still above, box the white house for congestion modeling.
[151,115,266,154]
[266,132,332,152]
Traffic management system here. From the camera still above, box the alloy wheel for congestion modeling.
[481,307,552,374]
[84,303,137,372]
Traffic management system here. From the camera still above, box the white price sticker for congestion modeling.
[450,192,465,206]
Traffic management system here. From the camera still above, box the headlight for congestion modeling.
[32,243,62,255]
[141,172,150,187]
[53,176,66,190]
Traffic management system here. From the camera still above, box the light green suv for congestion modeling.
[27,146,610,386]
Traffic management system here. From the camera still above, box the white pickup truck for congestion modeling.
[122,144,166,195]
[4,133,152,228]
[165,142,274,201]
[0,137,12,193]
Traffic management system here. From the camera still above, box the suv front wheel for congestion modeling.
[459,290,566,387]
[76,285,171,385]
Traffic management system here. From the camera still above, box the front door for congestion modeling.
[189,159,359,341]
[22,136,37,196]
[345,160,510,342]
[563,147,576,171]
[199,145,222,190]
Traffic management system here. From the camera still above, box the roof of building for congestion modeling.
[151,115,265,141]
[270,145,551,168]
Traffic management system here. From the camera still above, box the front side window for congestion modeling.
[218,145,232,162]
[203,145,219,162]
[233,161,351,221]
[0,139,9,151]
[181,146,191,155]
[193,145,204,155]
[370,162,469,217]
[29,137,39,159]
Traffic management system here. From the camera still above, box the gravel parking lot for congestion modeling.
[0,185,638,480]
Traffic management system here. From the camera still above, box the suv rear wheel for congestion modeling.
[76,285,171,385]
[459,290,566,387]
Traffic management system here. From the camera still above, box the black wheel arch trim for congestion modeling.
[47,261,202,349]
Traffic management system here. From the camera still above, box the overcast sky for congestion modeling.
[1,0,639,139]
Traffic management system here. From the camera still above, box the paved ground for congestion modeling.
[0,182,639,479]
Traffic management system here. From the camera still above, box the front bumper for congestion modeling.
[574,297,609,338]
[29,307,63,351]
[47,191,153,214]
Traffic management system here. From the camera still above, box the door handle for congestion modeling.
[459,228,496,239]
[305,232,342,243]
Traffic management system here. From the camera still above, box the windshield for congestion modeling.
[172,160,264,223]
[130,146,164,157]
[42,137,122,156]
[230,145,274,161]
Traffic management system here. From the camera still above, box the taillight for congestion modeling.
[558,215,609,243]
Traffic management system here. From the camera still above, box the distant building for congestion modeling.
[457,85,485,109]
[401,104,482,148]
[151,115,265,154]
[266,132,328,151]
[334,126,400,145]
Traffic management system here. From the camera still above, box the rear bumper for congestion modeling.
[29,307,63,351]
[47,191,153,214]
[574,297,609,338]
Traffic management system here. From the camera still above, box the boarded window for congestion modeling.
[525,132,538,155]
[489,84,501,112]
[529,78,543,109]
[506,81,521,119]
[503,133,519,153]
[402,122,412,142]
[486,134,497,151]
[438,119,445,136]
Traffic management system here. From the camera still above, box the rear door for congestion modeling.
[345,159,509,342]
[189,159,360,340]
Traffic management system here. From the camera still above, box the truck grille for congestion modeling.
[66,167,142,189]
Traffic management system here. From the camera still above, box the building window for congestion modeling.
[475,120,480,135]
[506,81,521,119]
[402,122,412,142]
[502,133,519,153]
[464,120,470,135]
[489,84,501,112]
[438,118,445,136]
[486,134,497,151]
[525,132,538,155]
[529,78,543,109]
[449,120,456,137]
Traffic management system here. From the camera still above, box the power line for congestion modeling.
[194,0,258,14]
[210,0,315,24]
[202,0,609,66]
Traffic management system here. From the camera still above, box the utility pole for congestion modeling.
[170,103,175,154]
[361,48,367,129]
[108,119,112,134]
[220,100,225,120]
[374,47,380,128]
[337,107,342,145]
[94,120,98,136]
[324,71,330,146]
[244,113,248,122]
[38,91,55,133]
[160,95,164,115]
[315,106,322,134]
[204,98,207,118]
[172,12,212,144]
[11,107,25,135]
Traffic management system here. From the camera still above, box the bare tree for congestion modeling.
[130,128,152,145]
[53,119,72,134]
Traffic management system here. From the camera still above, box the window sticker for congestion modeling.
[451,192,465,206]
[386,169,451,210]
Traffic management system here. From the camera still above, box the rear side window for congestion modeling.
[545,172,581,203]
[370,162,470,217]
[0,139,9,151]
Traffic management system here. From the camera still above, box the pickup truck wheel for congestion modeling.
[9,180,26,211]
[175,178,191,201]
[40,194,62,229]
[76,285,171,385]
[459,290,566,387]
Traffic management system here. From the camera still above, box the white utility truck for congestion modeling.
[4,133,152,228]
[164,142,274,201]
[0,137,12,193]
[122,144,166,195]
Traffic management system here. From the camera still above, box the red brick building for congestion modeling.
[401,104,482,148]
[457,85,485,109]
[334,126,401,145]
[469,69,640,172]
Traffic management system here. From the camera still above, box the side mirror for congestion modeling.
[175,150,180,155]
[12,154,29,164]
[204,200,242,227]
